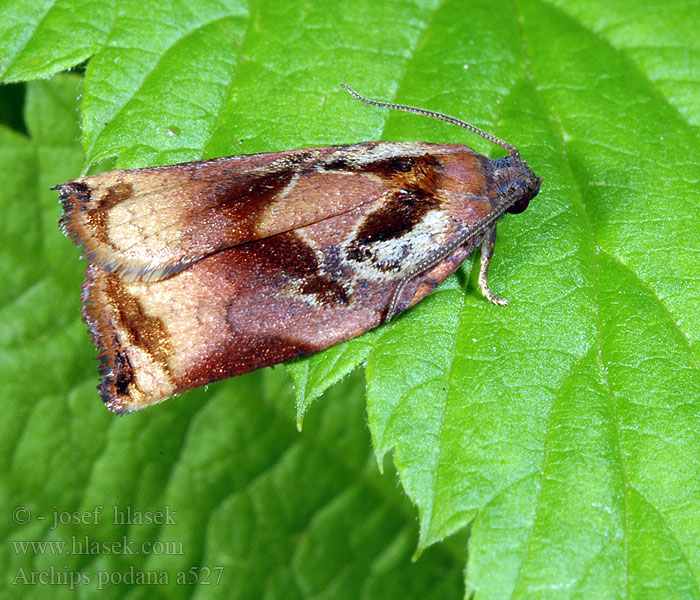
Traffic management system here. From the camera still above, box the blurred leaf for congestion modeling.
[0,82,26,133]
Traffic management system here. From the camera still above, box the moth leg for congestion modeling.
[478,225,509,306]
[384,280,405,323]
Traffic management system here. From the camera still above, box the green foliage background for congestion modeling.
[1,0,699,598]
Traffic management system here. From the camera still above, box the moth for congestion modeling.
[55,85,542,414]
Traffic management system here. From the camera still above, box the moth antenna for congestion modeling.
[340,84,518,155]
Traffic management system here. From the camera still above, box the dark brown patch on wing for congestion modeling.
[103,275,173,369]
[102,182,134,209]
[196,167,300,243]
[75,183,135,248]
[359,154,422,176]
[353,186,440,246]
[215,168,296,214]
[346,154,444,265]
[315,152,422,176]
[240,232,348,306]
[180,332,319,392]
[106,344,135,405]
[321,156,356,171]
[81,265,136,413]
[84,208,110,246]
[321,151,435,178]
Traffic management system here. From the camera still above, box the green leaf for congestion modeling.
[2,0,700,598]
[0,0,113,82]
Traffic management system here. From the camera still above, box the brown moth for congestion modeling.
[55,85,542,414]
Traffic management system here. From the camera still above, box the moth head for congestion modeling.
[491,150,542,215]
[506,153,542,214]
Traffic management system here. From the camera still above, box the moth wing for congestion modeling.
[82,147,500,412]
[56,142,454,282]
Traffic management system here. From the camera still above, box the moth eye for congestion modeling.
[507,196,530,214]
